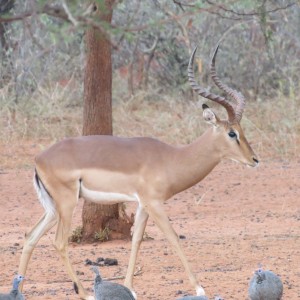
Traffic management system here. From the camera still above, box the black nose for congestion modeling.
[253,157,259,164]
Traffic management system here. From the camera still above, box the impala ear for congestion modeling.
[202,104,219,126]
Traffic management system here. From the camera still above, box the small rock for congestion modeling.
[96,257,104,264]
[85,259,93,265]
[104,258,118,266]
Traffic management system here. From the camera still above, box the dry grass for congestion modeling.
[113,90,300,160]
[0,84,299,169]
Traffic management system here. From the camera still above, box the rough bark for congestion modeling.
[81,0,133,242]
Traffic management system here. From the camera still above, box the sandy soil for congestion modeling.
[0,142,299,300]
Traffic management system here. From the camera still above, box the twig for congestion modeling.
[0,4,118,49]
[205,1,296,17]
[91,266,144,282]
[195,192,206,205]
[0,1,296,26]
[61,0,79,27]
[172,0,296,17]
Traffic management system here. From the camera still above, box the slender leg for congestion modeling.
[147,200,205,296]
[53,205,94,300]
[124,204,149,296]
[18,212,57,290]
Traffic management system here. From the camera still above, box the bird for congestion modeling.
[176,296,223,300]
[0,275,25,300]
[91,266,135,300]
[248,267,283,300]
[176,296,209,300]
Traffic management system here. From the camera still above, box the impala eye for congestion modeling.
[228,131,237,138]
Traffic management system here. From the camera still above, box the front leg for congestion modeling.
[146,199,205,296]
[124,204,149,298]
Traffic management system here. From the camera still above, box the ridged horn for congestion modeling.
[188,46,236,123]
[210,44,246,123]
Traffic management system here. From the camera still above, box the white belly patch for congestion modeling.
[79,182,138,204]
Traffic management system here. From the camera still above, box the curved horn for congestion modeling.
[188,46,236,123]
[210,44,245,123]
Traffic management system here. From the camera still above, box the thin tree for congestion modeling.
[81,0,133,241]
[0,0,15,87]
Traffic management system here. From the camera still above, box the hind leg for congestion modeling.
[18,212,57,290]
[53,197,93,300]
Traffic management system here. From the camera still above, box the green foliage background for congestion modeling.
[0,0,299,158]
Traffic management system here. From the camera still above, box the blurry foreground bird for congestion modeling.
[92,266,135,300]
[177,296,223,300]
[176,296,209,300]
[249,268,283,300]
[0,275,25,300]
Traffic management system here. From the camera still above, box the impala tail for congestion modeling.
[33,170,56,217]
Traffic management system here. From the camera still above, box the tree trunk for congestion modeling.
[81,0,133,242]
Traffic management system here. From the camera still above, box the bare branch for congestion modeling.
[61,0,79,27]
[111,8,218,33]
[173,0,185,11]
[114,0,142,47]
[0,3,120,49]
[140,35,159,54]
[209,1,296,16]
[172,0,296,18]
[0,0,296,43]
[161,4,192,52]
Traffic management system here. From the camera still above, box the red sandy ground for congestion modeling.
[0,142,299,299]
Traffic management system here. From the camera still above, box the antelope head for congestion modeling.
[188,45,259,167]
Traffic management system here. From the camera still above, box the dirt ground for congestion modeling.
[0,142,299,300]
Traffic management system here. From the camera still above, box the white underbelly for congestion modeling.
[79,181,139,204]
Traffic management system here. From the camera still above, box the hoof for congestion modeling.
[196,286,205,296]
[73,282,79,294]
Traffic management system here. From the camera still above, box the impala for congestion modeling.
[18,44,258,299]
